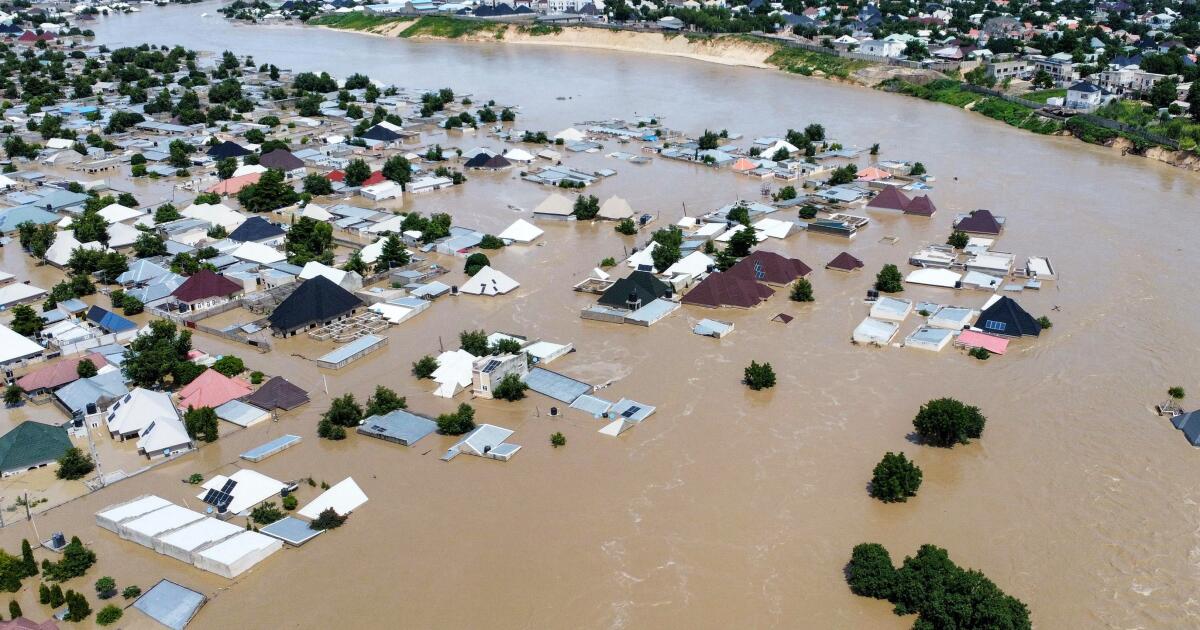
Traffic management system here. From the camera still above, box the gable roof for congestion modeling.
[727,250,811,285]
[976,296,1040,337]
[258,149,304,171]
[86,305,137,334]
[682,273,775,308]
[598,271,671,308]
[177,368,252,410]
[268,275,363,332]
[227,216,285,243]
[826,251,864,271]
[172,270,243,303]
[242,376,309,410]
[207,140,252,159]
[0,422,71,473]
[16,353,108,392]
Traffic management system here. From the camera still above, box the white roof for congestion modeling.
[554,127,586,142]
[432,349,474,398]
[361,181,403,198]
[503,148,535,162]
[123,504,205,538]
[298,261,358,287]
[497,219,543,243]
[369,302,414,324]
[692,222,725,238]
[359,238,386,264]
[460,266,519,296]
[1026,256,1053,277]
[961,270,1002,289]
[195,530,279,564]
[299,203,333,221]
[664,251,714,277]
[905,268,961,288]
[625,241,658,268]
[298,477,368,518]
[156,517,242,553]
[106,222,141,249]
[765,139,800,156]
[197,469,287,515]
[97,203,145,224]
[853,317,900,344]
[107,389,178,438]
[751,217,794,239]
[716,226,767,243]
[0,282,46,307]
[232,164,268,178]
[533,193,573,216]
[870,296,913,322]
[46,230,103,267]
[95,495,172,526]
[597,196,634,220]
[365,214,404,234]
[231,241,286,265]
[182,203,246,231]
[136,414,191,454]
[453,424,515,457]
[676,216,698,229]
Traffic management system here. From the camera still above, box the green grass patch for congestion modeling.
[881,78,1060,135]
[308,13,405,31]
[397,15,503,38]
[516,23,562,36]
[767,46,869,79]
[1022,88,1065,104]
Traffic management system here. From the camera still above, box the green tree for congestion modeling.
[826,164,858,186]
[743,361,776,390]
[71,208,109,246]
[121,295,144,316]
[237,169,298,213]
[56,448,95,480]
[412,356,438,378]
[121,320,192,388]
[1148,77,1178,109]
[154,203,182,223]
[7,599,18,619]
[727,226,757,257]
[436,403,476,435]
[76,358,98,379]
[133,231,167,258]
[282,495,298,510]
[49,584,64,608]
[342,251,367,275]
[309,507,347,531]
[615,218,638,235]
[39,583,50,604]
[94,576,115,599]
[96,604,123,626]
[464,252,490,277]
[183,406,219,443]
[9,305,45,337]
[572,195,600,220]
[1032,69,1054,89]
[789,278,814,302]
[121,586,140,600]
[344,158,371,187]
[946,230,969,249]
[3,386,21,407]
[459,330,490,356]
[375,234,410,272]
[381,155,412,189]
[1188,81,1200,123]
[285,216,333,265]
[323,394,363,427]
[20,540,36,578]
[364,386,406,417]
[1169,386,1186,400]
[870,452,923,502]
[96,251,128,285]
[875,264,903,293]
[303,173,333,195]
[550,432,566,447]
[211,356,245,377]
[42,537,95,582]
[216,157,237,179]
[492,373,528,402]
[250,502,284,525]
[912,398,986,447]
[64,590,91,622]
[0,552,22,593]
[909,162,926,177]
[847,543,896,599]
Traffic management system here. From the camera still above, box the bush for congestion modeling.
[121,585,141,600]
[869,452,923,503]
[599,257,616,267]
[550,432,566,447]
[9,599,20,618]
[459,330,489,356]
[122,295,144,316]
[875,264,903,293]
[743,361,776,391]
[436,403,476,435]
[211,355,245,377]
[912,398,986,447]
[847,543,896,599]
[96,604,123,626]
[282,495,298,510]
[492,373,528,402]
[309,507,347,531]
[946,230,969,249]
[789,278,814,302]
[412,355,438,379]
[94,576,115,599]
[317,420,346,440]
[479,234,504,249]
[1169,386,1186,400]
[1037,315,1053,329]
[250,371,264,384]
[186,473,203,484]
[464,252,490,277]
[250,502,284,525]
[968,347,991,361]
[42,537,95,582]
[614,218,637,235]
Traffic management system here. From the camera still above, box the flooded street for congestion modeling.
[0,3,1197,628]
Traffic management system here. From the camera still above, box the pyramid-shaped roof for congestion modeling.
[177,368,252,410]
[268,275,363,332]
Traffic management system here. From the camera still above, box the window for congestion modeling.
[984,320,1006,332]
[753,262,765,280]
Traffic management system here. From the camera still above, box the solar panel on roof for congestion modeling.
[202,489,219,504]
[622,406,641,418]
[221,479,237,493]
[482,359,502,373]
[753,262,765,280]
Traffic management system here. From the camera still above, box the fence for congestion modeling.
[959,84,1181,149]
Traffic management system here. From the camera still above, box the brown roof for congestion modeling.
[825,251,864,271]
[259,149,304,171]
[682,273,774,308]
[0,618,59,630]
[954,209,1002,235]
[16,354,108,392]
[904,194,937,217]
[726,250,811,285]
[172,270,243,303]
[243,376,310,411]
[867,186,909,211]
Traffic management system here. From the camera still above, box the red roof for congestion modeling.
[17,31,54,43]
[904,194,937,217]
[825,251,864,271]
[327,170,384,186]
[177,368,252,410]
[682,273,774,308]
[727,250,811,285]
[172,270,243,303]
[16,353,107,392]
[327,170,345,182]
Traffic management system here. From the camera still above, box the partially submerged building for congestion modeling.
[268,275,364,336]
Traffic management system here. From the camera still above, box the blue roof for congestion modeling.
[132,580,206,630]
[0,206,59,232]
[86,305,136,334]
[357,409,437,446]
[240,434,302,462]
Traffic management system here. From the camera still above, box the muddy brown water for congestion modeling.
[0,4,1197,628]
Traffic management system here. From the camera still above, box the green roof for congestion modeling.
[0,421,72,473]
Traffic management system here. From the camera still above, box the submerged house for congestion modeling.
[954,209,1004,235]
[0,421,72,477]
[472,353,528,399]
[267,275,364,336]
[105,389,192,458]
[682,273,774,309]
[442,424,522,462]
[976,296,1041,337]
[171,270,244,313]
[866,186,937,217]
[726,250,811,286]
[598,271,672,309]
[826,251,864,272]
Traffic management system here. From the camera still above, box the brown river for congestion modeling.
[1,3,1198,628]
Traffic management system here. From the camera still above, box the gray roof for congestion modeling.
[610,398,656,423]
[525,367,592,404]
[569,394,613,417]
[132,580,206,630]
[260,516,323,546]
[357,409,437,446]
[54,371,129,415]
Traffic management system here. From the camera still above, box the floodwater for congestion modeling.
[0,3,1196,628]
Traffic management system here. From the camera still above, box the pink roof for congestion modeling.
[16,354,108,392]
[176,368,252,410]
[956,330,1008,355]
[856,167,891,182]
[205,172,261,195]
[731,158,757,171]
